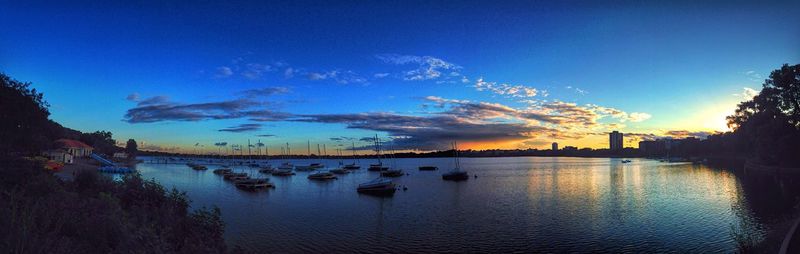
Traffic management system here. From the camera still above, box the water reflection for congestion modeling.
[131,157,797,253]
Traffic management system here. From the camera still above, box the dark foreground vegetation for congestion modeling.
[0,157,227,253]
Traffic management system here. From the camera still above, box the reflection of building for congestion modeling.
[639,137,701,157]
[552,142,558,151]
[609,131,624,150]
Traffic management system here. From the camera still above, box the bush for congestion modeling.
[0,156,229,253]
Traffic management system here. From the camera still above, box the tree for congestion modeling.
[0,73,55,155]
[725,64,800,166]
[80,131,117,156]
[126,139,138,158]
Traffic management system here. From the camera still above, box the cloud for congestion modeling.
[215,66,233,78]
[218,123,262,132]
[663,130,718,139]
[140,144,181,152]
[627,112,652,122]
[241,63,275,80]
[126,93,140,101]
[374,73,390,78]
[375,54,462,81]
[307,70,367,84]
[733,87,759,100]
[240,87,290,97]
[124,92,290,123]
[284,68,295,79]
[428,97,651,131]
[257,134,275,137]
[474,78,539,98]
[566,86,588,95]
[745,70,763,83]
[293,112,557,150]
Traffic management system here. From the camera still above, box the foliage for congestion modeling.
[723,64,800,166]
[0,157,229,253]
[125,139,138,158]
[0,73,52,155]
[79,130,118,156]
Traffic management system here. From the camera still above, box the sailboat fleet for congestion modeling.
[178,134,469,195]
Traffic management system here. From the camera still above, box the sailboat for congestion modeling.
[367,135,389,171]
[442,141,469,181]
[343,141,361,170]
[380,143,403,177]
[295,141,317,171]
[330,149,351,174]
[258,141,274,173]
[234,178,274,191]
[357,177,396,195]
[358,135,397,195]
[272,143,294,176]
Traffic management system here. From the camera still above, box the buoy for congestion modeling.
[474,174,478,178]
[403,186,408,191]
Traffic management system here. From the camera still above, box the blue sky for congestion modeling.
[2,1,798,153]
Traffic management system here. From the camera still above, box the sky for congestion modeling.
[1,0,799,154]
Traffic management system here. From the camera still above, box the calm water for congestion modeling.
[133,157,794,253]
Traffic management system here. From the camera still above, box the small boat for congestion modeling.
[442,170,469,181]
[621,159,632,163]
[418,166,438,171]
[271,169,295,176]
[308,171,337,180]
[278,162,293,170]
[380,169,404,177]
[368,163,389,171]
[330,168,351,174]
[344,142,361,169]
[367,135,388,171]
[213,168,232,175]
[223,172,248,180]
[295,165,315,171]
[259,166,274,173]
[310,163,324,169]
[357,178,396,195]
[343,163,361,170]
[234,178,274,191]
[442,141,468,181]
[191,165,208,170]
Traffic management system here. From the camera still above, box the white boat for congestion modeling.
[357,177,396,195]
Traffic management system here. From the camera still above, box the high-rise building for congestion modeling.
[552,142,558,151]
[609,131,623,150]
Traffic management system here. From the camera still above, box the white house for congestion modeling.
[43,149,74,164]
[113,152,128,159]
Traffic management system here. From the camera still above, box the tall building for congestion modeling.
[552,142,558,151]
[609,131,623,150]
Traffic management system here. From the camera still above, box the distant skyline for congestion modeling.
[2,1,799,153]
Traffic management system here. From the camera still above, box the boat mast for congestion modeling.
[375,134,382,165]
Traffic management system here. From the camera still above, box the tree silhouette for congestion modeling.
[126,139,138,158]
[726,64,800,166]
